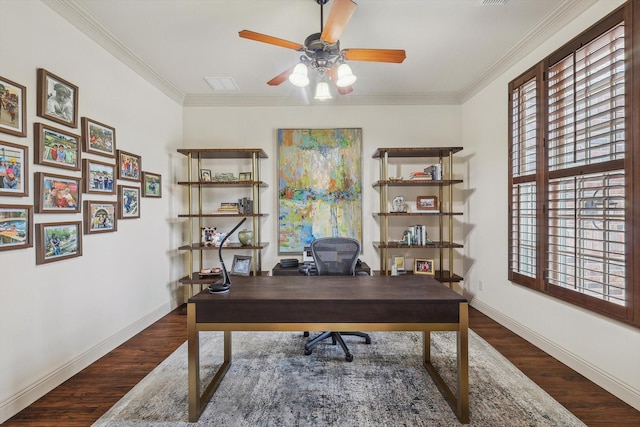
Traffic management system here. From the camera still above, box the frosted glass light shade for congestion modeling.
[336,63,357,87]
[288,63,310,87]
[314,81,332,100]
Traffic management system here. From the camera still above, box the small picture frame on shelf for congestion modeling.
[238,172,252,181]
[231,255,252,276]
[394,256,405,273]
[414,258,435,275]
[417,196,438,211]
[200,169,212,182]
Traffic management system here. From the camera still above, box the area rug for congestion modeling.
[93,330,584,426]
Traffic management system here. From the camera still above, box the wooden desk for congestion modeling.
[188,275,469,423]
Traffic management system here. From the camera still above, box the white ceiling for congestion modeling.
[43,0,597,106]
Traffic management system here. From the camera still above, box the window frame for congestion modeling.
[507,1,639,328]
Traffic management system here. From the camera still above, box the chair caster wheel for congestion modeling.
[345,353,354,362]
[365,337,372,344]
[304,348,312,355]
[303,332,309,337]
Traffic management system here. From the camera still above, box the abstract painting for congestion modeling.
[278,128,362,254]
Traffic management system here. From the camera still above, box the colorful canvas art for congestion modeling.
[278,128,362,254]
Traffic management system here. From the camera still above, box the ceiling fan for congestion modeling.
[238,0,406,98]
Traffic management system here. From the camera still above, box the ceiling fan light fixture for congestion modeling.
[336,63,357,87]
[314,81,332,100]
[289,63,310,87]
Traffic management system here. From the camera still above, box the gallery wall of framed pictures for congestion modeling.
[0,68,163,263]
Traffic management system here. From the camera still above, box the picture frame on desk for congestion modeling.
[394,256,405,273]
[417,196,438,211]
[231,255,251,276]
[414,258,434,275]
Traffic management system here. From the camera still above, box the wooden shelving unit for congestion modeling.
[177,148,268,299]
[372,147,464,287]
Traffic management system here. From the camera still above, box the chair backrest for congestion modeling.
[310,237,360,276]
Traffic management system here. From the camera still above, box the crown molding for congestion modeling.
[41,0,185,105]
[182,93,462,107]
[460,0,598,102]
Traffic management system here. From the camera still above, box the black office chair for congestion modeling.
[303,237,371,362]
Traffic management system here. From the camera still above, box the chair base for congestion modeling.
[304,331,371,362]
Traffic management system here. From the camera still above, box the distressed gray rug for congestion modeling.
[93,330,584,426]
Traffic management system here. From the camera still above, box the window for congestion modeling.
[508,3,638,327]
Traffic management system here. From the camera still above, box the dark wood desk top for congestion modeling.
[189,275,467,324]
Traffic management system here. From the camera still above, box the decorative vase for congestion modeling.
[238,229,253,246]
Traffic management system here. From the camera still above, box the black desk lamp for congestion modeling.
[208,217,247,293]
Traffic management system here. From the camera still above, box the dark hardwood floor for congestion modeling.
[4,306,639,426]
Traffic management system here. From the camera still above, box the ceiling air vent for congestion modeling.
[204,77,239,91]
[474,0,508,5]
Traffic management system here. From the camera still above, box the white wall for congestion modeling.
[183,105,462,273]
[0,1,183,422]
[461,0,639,410]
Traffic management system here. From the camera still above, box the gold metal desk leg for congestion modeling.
[422,302,470,424]
[188,304,233,422]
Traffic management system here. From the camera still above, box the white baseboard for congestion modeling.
[0,300,177,424]
[470,297,640,411]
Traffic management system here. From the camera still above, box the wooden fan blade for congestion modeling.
[320,0,358,44]
[239,30,303,51]
[267,66,295,86]
[337,85,354,95]
[343,49,406,63]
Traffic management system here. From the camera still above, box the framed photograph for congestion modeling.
[142,171,162,197]
[0,75,27,137]
[82,117,116,158]
[414,258,435,275]
[0,140,28,196]
[417,196,439,211]
[83,200,117,234]
[117,150,141,181]
[83,159,115,194]
[34,123,81,171]
[200,169,211,182]
[36,221,82,265]
[34,172,81,213]
[238,172,252,181]
[118,185,140,219]
[0,204,33,251]
[231,255,252,276]
[36,68,78,128]
[394,256,405,273]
